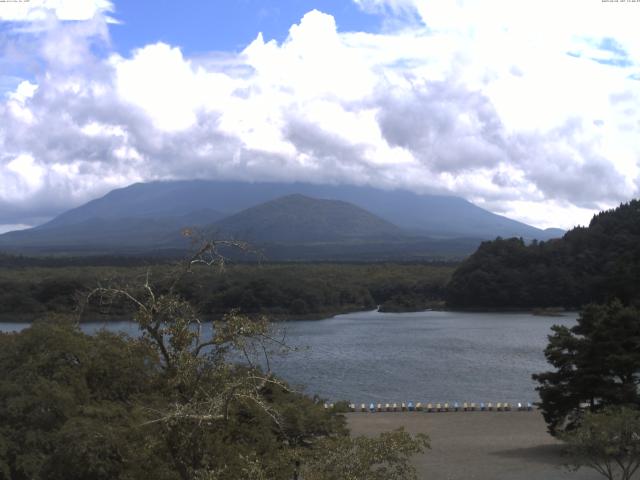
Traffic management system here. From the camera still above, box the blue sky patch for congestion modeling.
[587,36,633,68]
[109,0,383,56]
[598,37,627,57]
[592,56,633,68]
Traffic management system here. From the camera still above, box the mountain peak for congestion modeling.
[0,180,565,257]
[213,194,402,244]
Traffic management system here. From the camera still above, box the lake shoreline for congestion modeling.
[0,305,577,324]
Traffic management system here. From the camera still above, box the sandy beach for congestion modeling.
[346,411,602,480]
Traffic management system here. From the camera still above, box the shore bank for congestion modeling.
[346,411,601,480]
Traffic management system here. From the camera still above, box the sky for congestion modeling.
[1,0,639,233]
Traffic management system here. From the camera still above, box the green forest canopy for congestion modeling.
[446,199,640,309]
[0,262,453,321]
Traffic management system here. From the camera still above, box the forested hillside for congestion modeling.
[446,200,640,309]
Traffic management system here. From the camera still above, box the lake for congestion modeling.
[0,310,577,404]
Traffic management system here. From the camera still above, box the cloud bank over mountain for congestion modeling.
[1,0,639,231]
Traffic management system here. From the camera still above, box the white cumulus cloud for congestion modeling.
[0,0,115,22]
[0,2,639,231]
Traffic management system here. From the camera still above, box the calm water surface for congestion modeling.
[1,310,577,404]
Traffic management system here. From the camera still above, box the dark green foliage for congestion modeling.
[0,252,172,268]
[163,263,452,317]
[328,400,353,413]
[447,200,640,309]
[0,262,454,320]
[0,319,347,480]
[0,320,158,480]
[533,301,640,435]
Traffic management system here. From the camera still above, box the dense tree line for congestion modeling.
[0,252,176,268]
[446,200,640,309]
[0,263,453,321]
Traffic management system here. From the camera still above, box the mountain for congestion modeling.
[32,179,561,239]
[446,199,640,309]
[543,227,566,238]
[0,209,225,251]
[0,180,564,258]
[212,194,402,244]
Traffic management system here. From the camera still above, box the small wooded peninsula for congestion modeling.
[0,260,453,321]
[446,200,640,310]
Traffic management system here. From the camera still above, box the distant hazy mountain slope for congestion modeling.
[33,180,562,240]
[213,194,403,244]
[37,182,236,230]
[0,209,224,249]
[543,228,566,238]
